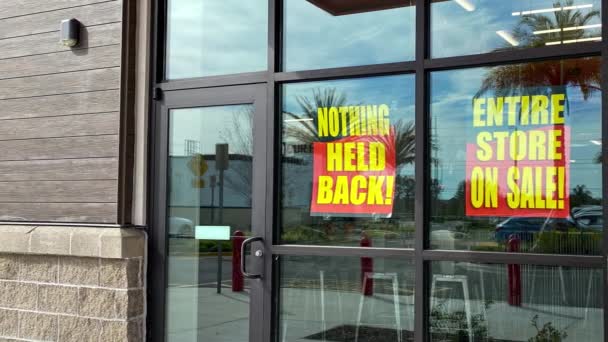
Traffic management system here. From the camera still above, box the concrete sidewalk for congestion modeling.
[164,284,601,342]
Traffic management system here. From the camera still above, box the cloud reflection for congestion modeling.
[283,0,415,71]
[166,0,268,79]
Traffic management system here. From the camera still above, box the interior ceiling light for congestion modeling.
[496,30,520,46]
[534,23,601,35]
[305,0,413,16]
[512,4,592,16]
[545,36,601,45]
[453,0,475,11]
[284,118,314,122]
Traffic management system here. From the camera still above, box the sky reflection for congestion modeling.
[431,0,602,58]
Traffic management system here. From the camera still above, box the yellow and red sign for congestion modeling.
[310,104,396,217]
[465,92,570,217]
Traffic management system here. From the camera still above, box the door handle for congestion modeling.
[240,236,263,279]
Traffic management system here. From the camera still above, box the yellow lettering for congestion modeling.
[484,167,498,208]
[493,131,509,161]
[369,142,386,171]
[551,94,566,125]
[349,106,360,136]
[476,132,493,161]
[316,176,333,204]
[528,130,547,161]
[473,98,486,127]
[343,142,356,172]
[326,143,343,171]
[520,167,534,208]
[507,167,520,208]
[521,96,530,125]
[366,105,378,135]
[329,107,340,137]
[332,176,349,204]
[487,97,504,126]
[505,96,521,126]
[509,131,527,161]
[317,107,329,137]
[531,95,549,125]
[367,176,385,205]
[534,167,546,209]
[546,167,557,209]
[378,104,390,135]
[548,130,562,160]
[356,143,368,171]
[350,176,367,205]
[339,107,349,136]
[470,167,484,208]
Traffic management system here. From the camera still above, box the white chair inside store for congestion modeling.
[355,272,402,342]
[527,265,568,305]
[281,270,345,342]
[584,269,600,322]
[527,266,597,330]
[471,265,488,340]
[430,274,473,342]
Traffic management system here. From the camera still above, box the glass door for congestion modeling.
[152,84,269,342]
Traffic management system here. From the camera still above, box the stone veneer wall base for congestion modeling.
[0,226,146,342]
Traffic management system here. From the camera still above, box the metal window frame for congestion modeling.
[147,1,607,341]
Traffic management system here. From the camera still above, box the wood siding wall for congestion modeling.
[0,0,125,223]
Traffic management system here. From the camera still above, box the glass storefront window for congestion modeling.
[279,256,415,341]
[156,2,606,340]
[429,57,602,255]
[431,0,602,58]
[166,0,268,79]
[280,75,416,247]
[282,0,416,71]
[429,262,603,341]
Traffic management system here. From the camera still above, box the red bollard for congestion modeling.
[361,231,373,296]
[507,235,521,306]
[232,231,245,292]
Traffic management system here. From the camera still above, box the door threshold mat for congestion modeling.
[305,325,414,342]
[305,325,518,342]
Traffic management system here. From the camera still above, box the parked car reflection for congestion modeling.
[572,205,603,231]
[495,209,603,243]
[168,216,194,238]
[494,217,576,242]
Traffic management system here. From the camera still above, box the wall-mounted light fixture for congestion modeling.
[60,18,81,47]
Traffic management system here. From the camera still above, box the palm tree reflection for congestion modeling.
[480,1,600,97]
[506,0,600,49]
[284,88,416,170]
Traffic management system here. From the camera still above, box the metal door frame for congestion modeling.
[148,84,271,342]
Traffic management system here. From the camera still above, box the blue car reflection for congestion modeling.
[494,216,577,242]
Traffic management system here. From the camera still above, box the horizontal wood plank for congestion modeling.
[0,0,116,20]
[0,22,122,61]
[0,90,119,120]
[0,45,120,80]
[0,112,118,140]
[0,202,116,222]
[0,158,117,181]
[0,180,116,202]
[0,135,118,161]
[0,67,120,100]
[0,1,122,40]
[0,0,123,224]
